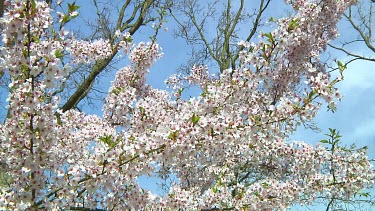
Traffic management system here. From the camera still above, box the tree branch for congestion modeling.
[328,43,375,62]
[61,0,155,112]
[344,12,375,53]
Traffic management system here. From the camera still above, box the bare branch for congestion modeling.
[344,12,375,52]
[61,0,156,112]
[328,43,375,62]
[170,0,271,73]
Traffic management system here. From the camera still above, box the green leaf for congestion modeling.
[31,0,37,9]
[320,139,329,144]
[54,49,65,59]
[22,49,28,58]
[125,36,133,43]
[99,135,117,148]
[337,60,347,72]
[212,186,218,193]
[213,106,222,115]
[168,130,179,141]
[249,46,254,53]
[210,127,215,136]
[253,191,260,197]
[177,88,185,96]
[269,17,276,22]
[254,116,261,124]
[263,32,274,44]
[337,60,343,67]
[111,87,122,95]
[62,15,70,24]
[21,63,29,74]
[329,128,335,135]
[288,18,300,32]
[68,2,80,13]
[32,34,40,43]
[308,90,316,100]
[200,91,207,97]
[31,0,37,15]
[361,146,368,150]
[191,113,200,126]
[358,192,371,198]
[139,107,147,120]
[129,136,136,142]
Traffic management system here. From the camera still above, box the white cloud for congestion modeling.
[293,58,375,152]
[350,116,375,142]
[338,59,375,94]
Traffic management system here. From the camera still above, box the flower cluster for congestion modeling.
[67,38,113,64]
[103,42,163,124]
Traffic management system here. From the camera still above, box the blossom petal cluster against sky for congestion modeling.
[142,1,375,206]
[1,0,373,190]
[109,0,375,204]
[146,0,375,158]
[0,0,374,210]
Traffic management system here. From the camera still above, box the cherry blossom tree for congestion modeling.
[0,0,172,117]
[0,0,374,210]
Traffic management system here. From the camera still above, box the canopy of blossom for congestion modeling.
[0,0,373,210]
